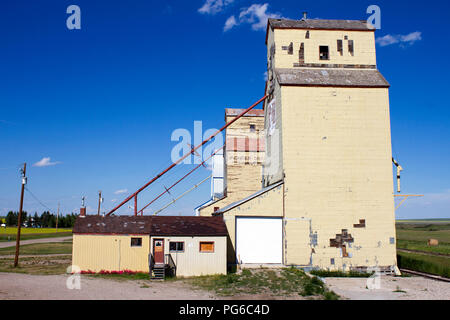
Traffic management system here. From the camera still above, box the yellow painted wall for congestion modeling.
[280,85,397,269]
[220,183,284,262]
[269,28,377,68]
[72,234,150,272]
[150,236,227,277]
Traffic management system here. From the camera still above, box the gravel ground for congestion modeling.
[325,275,450,300]
[1,272,449,300]
[0,272,216,300]
[0,236,72,249]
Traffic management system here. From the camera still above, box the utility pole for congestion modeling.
[14,163,27,268]
[97,191,103,215]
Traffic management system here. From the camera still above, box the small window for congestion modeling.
[337,40,343,56]
[131,237,142,247]
[319,46,329,60]
[169,241,184,252]
[249,124,256,132]
[348,40,354,56]
[199,241,215,253]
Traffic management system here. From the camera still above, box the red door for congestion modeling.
[153,239,164,264]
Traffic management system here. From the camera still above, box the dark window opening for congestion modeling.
[131,237,142,247]
[169,241,184,252]
[348,40,354,56]
[305,31,310,39]
[337,40,343,56]
[250,124,256,132]
[319,46,329,60]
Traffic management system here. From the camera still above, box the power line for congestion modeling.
[24,186,55,214]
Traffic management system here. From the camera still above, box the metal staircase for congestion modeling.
[149,253,176,280]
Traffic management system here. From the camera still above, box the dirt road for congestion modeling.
[0,272,216,300]
[325,275,450,300]
[1,272,449,300]
[0,236,72,249]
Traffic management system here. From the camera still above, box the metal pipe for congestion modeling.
[106,95,267,216]
[152,175,212,216]
[392,157,403,193]
[138,145,225,214]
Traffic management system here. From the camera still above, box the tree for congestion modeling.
[6,211,17,226]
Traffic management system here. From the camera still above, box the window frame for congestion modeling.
[169,241,185,253]
[130,237,142,247]
[199,241,215,253]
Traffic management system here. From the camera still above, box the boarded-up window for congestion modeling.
[199,241,215,253]
[348,40,354,56]
[131,237,142,247]
[337,40,343,55]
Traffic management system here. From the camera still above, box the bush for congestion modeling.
[397,253,450,278]
[310,269,374,278]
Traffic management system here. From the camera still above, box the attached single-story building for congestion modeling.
[72,215,228,278]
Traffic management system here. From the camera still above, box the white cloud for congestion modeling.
[263,71,268,81]
[224,15,238,31]
[114,189,128,195]
[33,157,61,167]
[376,31,422,47]
[224,3,282,32]
[111,199,117,202]
[198,0,234,15]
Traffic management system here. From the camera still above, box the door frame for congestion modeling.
[152,238,165,264]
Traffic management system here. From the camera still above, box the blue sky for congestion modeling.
[0,0,449,219]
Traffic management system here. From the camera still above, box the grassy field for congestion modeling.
[396,220,450,277]
[0,227,72,242]
[0,242,72,256]
[0,255,72,275]
[188,267,339,299]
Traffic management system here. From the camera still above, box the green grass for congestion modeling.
[188,267,339,299]
[0,242,72,256]
[310,270,374,278]
[0,231,72,242]
[397,252,450,278]
[397,239,450,255]
[0,255,72,275]
[0,227,72,234]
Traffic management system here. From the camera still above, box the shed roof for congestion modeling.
[73,215,228,236]
[268,18,372,31]
[275,68,390,88]
[214,181,284,215]
[225,108,264,117]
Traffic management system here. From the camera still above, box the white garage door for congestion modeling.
[236,217,282,264]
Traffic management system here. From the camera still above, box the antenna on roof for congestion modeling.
[302,12,308,20]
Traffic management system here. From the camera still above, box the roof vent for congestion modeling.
[302,12,307,20]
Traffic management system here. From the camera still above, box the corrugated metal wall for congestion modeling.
[151,236,227,277]
[72,234,150,272]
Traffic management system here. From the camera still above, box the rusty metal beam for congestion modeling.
[106,95,267,216]
[138,145,224,215]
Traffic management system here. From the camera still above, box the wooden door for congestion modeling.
[153,239,164,264]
